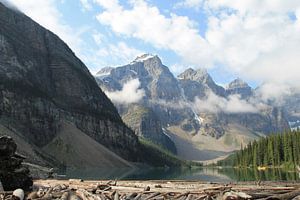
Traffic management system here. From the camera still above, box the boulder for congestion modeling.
[0,136,33,191]
[0,136,17,158]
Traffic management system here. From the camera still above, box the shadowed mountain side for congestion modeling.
[0,2,140,167]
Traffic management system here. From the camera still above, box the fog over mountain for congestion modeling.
[95,54,292,161]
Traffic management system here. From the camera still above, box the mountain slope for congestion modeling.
[96,54,200,153]
[96,55,289,161]
[122,104,177,154]
[43,122,134,168]
[0,2,139,167]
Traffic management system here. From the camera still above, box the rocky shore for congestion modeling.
[1,136,300,200]
[0,179,298,200]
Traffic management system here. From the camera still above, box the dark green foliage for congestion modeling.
[218,131,300,168]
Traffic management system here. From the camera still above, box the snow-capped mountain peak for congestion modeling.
[130,53,157,64]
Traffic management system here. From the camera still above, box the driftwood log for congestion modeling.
[1,180,299,200]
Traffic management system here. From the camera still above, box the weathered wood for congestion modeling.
[60,191,69,200]
[113,192,120,200]
[144,192,161,200]
[261,189,300,200]
[29,180,300,200]
[175,191,190,199]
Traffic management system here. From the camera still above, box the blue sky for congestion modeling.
[58,0,244,86]
[4,0,300,90]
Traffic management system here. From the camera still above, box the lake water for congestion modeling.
[57,167,300,182]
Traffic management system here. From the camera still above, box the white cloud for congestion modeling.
[5,0,85,58]
[92,31,104,45]
[95,0,213,67]
[106,42,142,63]
[174,0,203,10]
[79,0,92,11]
[193,92,259,113]
[95,0,300,99]
[255,82,293,105]
[80,39,143,74]
[104,79,145,104]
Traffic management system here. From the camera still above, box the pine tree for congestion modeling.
[217,131,300,168]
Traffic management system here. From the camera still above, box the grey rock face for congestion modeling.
[122,105,177,154]
[0,2,139,164]
[95,55,200,124]
[226,78,253,98]
[97,54,289,147]
[96,55,202,152]
[178,68,226,97]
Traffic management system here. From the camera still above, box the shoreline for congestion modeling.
[29,179,300,199]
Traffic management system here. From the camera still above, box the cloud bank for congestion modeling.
[150,92,262,114]
[94,0,300,97]
[193,92,259,114]
[104,79,145,105]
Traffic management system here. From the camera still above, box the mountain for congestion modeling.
[96,54,290,161]
[178,68,226,98]
[0,2,140,168]
[281,92,300,131]
[96,54,201,153]
[122,104,177,154]
[226,78,253,98]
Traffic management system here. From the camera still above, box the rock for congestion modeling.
[0,136,32,191]
[0,136,17,158]
[226,78,252,98]
[0,180,3,192]
[223,191,252,200]
[12,189,24,200]
[144,186,150,191]
[293,195,300,200]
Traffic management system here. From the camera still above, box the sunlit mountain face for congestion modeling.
[95,54,291,161]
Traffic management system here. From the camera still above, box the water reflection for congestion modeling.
[57,167,300,182]
[218,168,300,182]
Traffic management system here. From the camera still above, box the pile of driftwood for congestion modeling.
[1,180,300,200]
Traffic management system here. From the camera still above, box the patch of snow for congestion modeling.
[130,53,155,64]
[162,128,171,139]
[194,113,202,124]
[95,72,111,80]
[130,69,137,75]
[179,87,201,125]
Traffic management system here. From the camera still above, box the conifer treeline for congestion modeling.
[218,131,300,167]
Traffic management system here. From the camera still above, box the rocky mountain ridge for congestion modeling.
[0,2,140,168]
[95,54,290,161]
